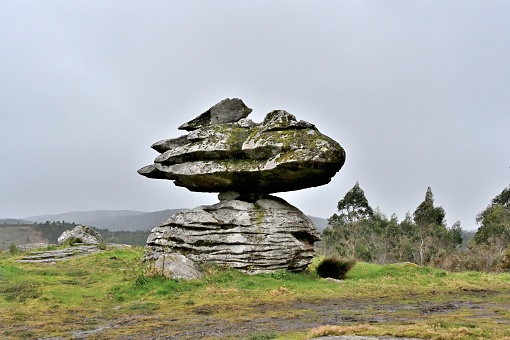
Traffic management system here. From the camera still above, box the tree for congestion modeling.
[365,209,396,263]
[449,220,463,248]
[412,187,455,265]
[323,182,373,260]
[474,186,510,253]
[492,185,510,208]
[395,213,417,263]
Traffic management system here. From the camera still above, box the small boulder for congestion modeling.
[154,253,204,280]
[178,98,252,131]
[58,225,104,245]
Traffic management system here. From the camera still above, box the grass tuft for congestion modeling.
[316,256,356,280]
[308,324,373,338]
[127,302,160,313]
[0,281,42,302]
[245,331,278,340]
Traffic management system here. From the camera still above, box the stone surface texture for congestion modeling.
[139,99,345,278]
[178,98,253,131]
[144,195,320,274]
[138,101,345,193]
[153,253,203,280]
[57,225,105,245]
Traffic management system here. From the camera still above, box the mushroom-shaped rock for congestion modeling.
[138,100,345,193]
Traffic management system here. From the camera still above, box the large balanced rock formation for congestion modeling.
[139,98,345,278]
[138,98,345,193]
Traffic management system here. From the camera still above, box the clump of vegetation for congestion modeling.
[245,331,277,340]
[8,243,21,255]
[63,236,80,247]
[96,242,107,250]
[308,324,372,338]
[0,281,42,302]
[315,256,356,280]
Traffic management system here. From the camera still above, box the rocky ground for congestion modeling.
[16,243,129,263]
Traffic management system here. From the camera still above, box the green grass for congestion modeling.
[1,247,510,339]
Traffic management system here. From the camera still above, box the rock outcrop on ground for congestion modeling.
[139,98,345,279]
[144,194,320,274]
[57,225,104,245]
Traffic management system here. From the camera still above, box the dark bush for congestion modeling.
[316,257,356,280]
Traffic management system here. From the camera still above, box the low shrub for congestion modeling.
[9,243,21,255]
[63,237,80,247]
[96,242,107,250]
[316,256,356,280]
[433,242,510,273]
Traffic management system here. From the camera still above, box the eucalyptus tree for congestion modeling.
[474,185,510,252]
[324,182,373,260]
[412,187,461,265]
[395,213,417,262]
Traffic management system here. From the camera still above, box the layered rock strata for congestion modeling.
[139,98,345,278]
[138,99,345,193]
[144,194,320,274]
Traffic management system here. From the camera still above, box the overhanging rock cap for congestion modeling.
[139,98,346,194]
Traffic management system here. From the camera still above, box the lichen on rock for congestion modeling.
[138,99,345,193]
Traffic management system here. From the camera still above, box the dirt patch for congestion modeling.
[65,294,510,339]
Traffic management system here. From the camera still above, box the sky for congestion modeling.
[1,1,509,230]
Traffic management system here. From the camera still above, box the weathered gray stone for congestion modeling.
[151,135,189,153]
[261,110,316,132]
[138,102,345,193]
[144,196,320,275]
[57,225,104,245]
[17,245,101,263]
[154,253,203,280]
[178,98,252,131]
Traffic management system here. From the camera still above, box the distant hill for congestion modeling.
[26,209,183,231]
[309,216,328,232]
[24,209,329,233]
[0,218,35,225]
[0,224,48,250]
[0,209,326,251]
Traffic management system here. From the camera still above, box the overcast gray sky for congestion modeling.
[1,1,509,230]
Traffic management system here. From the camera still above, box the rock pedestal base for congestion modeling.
[144,194,320,279]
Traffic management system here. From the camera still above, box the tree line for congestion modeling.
[32,221,150,246]
[320,182,510,272]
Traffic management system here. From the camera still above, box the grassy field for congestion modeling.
[1,246,510,339]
